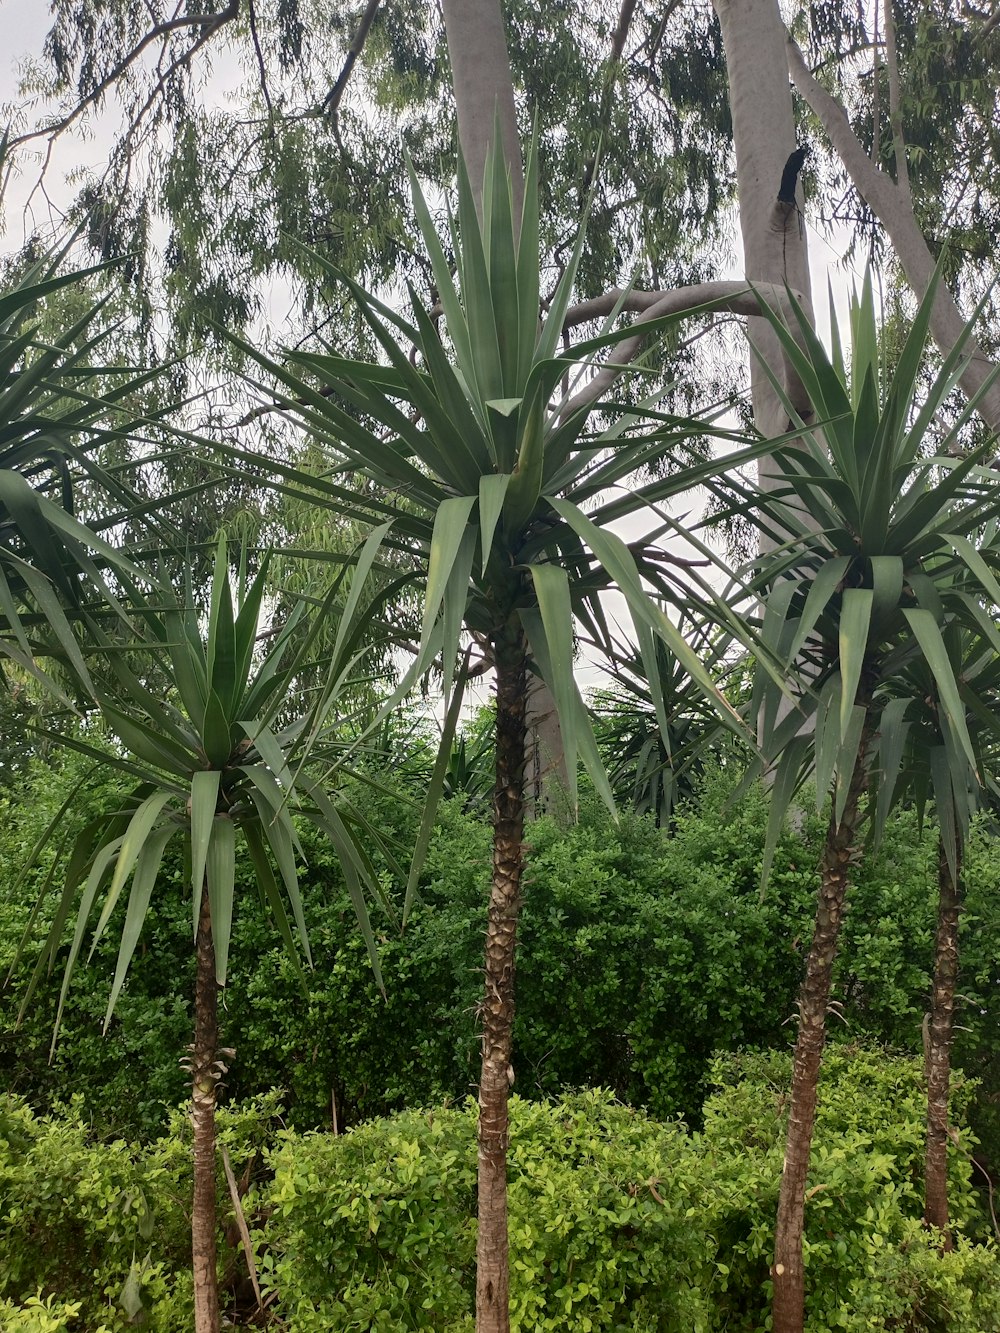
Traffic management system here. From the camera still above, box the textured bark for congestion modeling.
[441,0,523,221]
[924,835,962,1246]
[786,35,1000,436]
[772,731,871,1333]
[476,620,527,1333]
[523,671,569,821]
[713,0,813,453]
[192,882,221,1333]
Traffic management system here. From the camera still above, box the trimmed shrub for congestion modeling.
[702,1045,993,1331]
[3,1050,998,1330]
[0,1091,279,1330]
[259,1091,716,1331]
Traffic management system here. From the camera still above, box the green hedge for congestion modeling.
[2,1048,997,1330]
[0,1091,283,1330]
[3,753,999,1168]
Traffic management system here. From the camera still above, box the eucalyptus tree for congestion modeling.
[235,138,781,1331]
[14,0,998,421]
[19,536,391,1332]
[747,276,1000,1333]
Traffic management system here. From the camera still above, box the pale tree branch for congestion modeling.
[9,1,240,151]
[870,0,881,165]
[323,0,383,116]
[786,33,1000,437]
[559,281,812,420]
[882,0,911,206]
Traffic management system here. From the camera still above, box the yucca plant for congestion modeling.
[20,535,391,1333]
[0,240,168,702]
[745,274,1000,1333]
[233,140,775,1331]
[595,632,750,826]
[871,580,1000,1246]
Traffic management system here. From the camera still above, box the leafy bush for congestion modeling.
[701,1046,993,1331]
[259,1091,716,1331]
[3,1051,998,1330]
[5,750,1000,1177]
[0,1091,280,1330]
[261,1050,998,1331]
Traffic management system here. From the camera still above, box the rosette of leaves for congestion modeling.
[0,234,167,704]
[741,271,1000,1333]
[19,533,392,1333]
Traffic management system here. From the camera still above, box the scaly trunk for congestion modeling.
[772,729,871,1333]
[192,882,221,1333]
[476,619,527,1333]
[924,833,962,1246]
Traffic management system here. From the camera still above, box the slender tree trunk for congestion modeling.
[192,882,221,1333]
[476,618,527,1333]
[523,670,570,821]
[772,728,871,1333]
[441,0,523,219]
[924,833,962,1247]
[712,0,813,450]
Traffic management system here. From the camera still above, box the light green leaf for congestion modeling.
[479,473,511,573]
[190,770,221,936]
[104,822,176,1028]
[527,562,580,812]
[207,816,237,985]
[89,791,174,959]
[838,588,874,739]
[903,608,978,775]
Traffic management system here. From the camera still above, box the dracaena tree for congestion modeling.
[0,240,169,704]
[20,535,391,1333]
[595,630,750,828]
[235,140,776,1332]
[746,275,1000,1333]
[871,584,1000,1248]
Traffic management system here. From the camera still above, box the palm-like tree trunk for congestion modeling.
[192,882,221,1333]
[924,833,962,1247]
[476,618,527,1333]
[772,730,871,1333]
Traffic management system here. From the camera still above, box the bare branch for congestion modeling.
[559,280,812,420]
[9,1,239,151]
[786,32,1000,435]
[323,0,383,116]
[882,0,911,206]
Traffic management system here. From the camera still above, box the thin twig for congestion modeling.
[8,1,239,151]
[324,0,383,116]
[247,0,275,126]
[221,1144,263,1313]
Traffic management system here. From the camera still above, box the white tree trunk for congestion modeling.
[713,0,814,459]
[441,0,524,219]
[785,34,1000,436]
